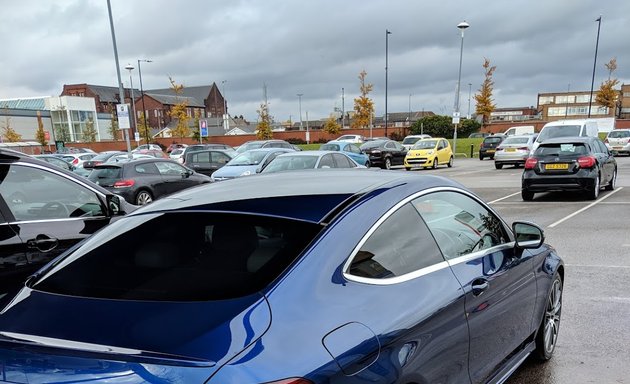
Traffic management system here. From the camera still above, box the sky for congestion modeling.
[1,0,629,123]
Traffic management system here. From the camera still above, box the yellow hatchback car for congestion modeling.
[404,138,453,170]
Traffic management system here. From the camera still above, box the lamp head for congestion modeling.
[457,21,470,30]
[124,63,134,71]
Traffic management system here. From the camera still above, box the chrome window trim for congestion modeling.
[343,186,513,285]
[6,217,103,226]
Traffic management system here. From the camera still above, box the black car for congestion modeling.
[88,158,212,205]
[479,134,507,160]
[179,143,234,163]
[360,139,407,169]
[83,151,128,169]
[521,136,617,201]
[0,149,133,296]
[183,149,235,176]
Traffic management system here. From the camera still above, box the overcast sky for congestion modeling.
[1,0,629,122]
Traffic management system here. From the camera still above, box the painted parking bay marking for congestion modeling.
[549,187,623,228]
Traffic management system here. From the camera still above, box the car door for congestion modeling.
[0,163,112,295]
[414,190,537,384]
[154,161,199,196]
[593,139,615,184]
[438,139,450,164]
[389,141,406,165]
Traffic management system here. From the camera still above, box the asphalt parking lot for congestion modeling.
[399,155,630,383]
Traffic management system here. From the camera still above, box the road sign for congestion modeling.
[200,119,208,137]
[116,104,130,129]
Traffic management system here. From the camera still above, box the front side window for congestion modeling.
[332,153,355,168]
[413,191,510,260]
[318,154,335,168]
[348,203,444,279]
[155,162,186,176]
[33,212,323,301]
[0,164,104,221]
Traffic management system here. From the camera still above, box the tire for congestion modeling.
[586,173,600,200]
[490,156,495,160]
[365,161,371,168]
[432,157,438,169]
[383,157,392,170]
[522,189,534,201]
[405,167,411,171]
[495,163,503,170]
[535,274,563,361]
[604,168,617,191]
[447,156,453,168]
[479,154,484,161]
[135,190,153,205]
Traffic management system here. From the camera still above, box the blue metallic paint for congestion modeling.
[0,170,563,383]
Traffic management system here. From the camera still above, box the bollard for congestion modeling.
[470,144,474,159]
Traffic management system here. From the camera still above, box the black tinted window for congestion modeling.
[33,212,323,301]
[349,203,444,279]
[535,143,588,156]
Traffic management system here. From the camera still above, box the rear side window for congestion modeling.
[348,203,444,279]
[33,212,323,301]
[89,167,122,179]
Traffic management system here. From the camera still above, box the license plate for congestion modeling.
[545,163,569,170]
[487,149,495,153]
[505,148,516,152]
[613,146,622,150]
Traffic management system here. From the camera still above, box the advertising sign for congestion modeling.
[116,104,131,130]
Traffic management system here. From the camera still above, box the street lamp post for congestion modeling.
[297,93,303,130]
[467,83,472,119]
[588,16,602,118]
[221,80,228,131]
[385,29,392,138]
[124,64,138,142]
[137,59,152,144]
[453,20,469,158]
[106,0,131,152]
[408,93,412,127]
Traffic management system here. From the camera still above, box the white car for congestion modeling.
[336,134,365,144]
[59,153,98,167]
[132,144,162,152]
[402,134,432,150]
[169,148,186,163]
[605,129,630,156]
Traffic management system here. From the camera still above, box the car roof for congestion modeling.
[538,136,594,144]
[276,150,333,157]
[141,169,464,223]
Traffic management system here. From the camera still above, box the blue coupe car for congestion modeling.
[319,140,371,167]
[0,170,563,383]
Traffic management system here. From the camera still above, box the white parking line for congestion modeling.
[488,191,521,204]
[548,187,624,228]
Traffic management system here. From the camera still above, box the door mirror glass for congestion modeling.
[512,221,544,248]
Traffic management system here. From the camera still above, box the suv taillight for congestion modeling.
[577,156,596,168]
[113,179,135,188]
[524,157,538,169]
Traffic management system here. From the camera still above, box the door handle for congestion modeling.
[471,279,489,296]
[27,235,59,253]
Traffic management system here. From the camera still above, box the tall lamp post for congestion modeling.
[452,20,469,158]
[588,16,602,118]
[467,83,472,119]
[385,29,392,138]
[137,59,152,144]
[221,80,228,131]
[297,93,304,130]
[124,64,138,142]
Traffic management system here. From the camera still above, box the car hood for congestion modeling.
[0,288,271,379]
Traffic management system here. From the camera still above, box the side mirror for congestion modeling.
[512,221,544,249]
[106,194,123,216]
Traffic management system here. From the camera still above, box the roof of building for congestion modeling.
[145,93,205,108]
[146,84,218,105]
[85,85,125,103]
[0,97,47,110]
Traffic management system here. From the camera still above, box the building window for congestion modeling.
[539,96,554,105]
[555,95,575,104]
[575,94,591,103]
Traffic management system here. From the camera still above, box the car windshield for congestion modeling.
[403,137,423,144]
[320,143,340,151]
[501,137,529,145]
[484,137,503,144]
[537,125,581,141]
[262,155,319,172]
[534,143,588,157]
[236,142,264,153]
[608,130,630,138]
[337,135,356,140]
[228,150,269,166]
[31,212,323,301]
[412,140,437,149]
[361,140,385,149]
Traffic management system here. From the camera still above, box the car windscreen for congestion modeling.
[537,125,581,141]
[402,137,422,144]
[229,150,269,165]
[32,212,323,301]
[262,155,319,172]
[483,137,503,144]
[412,140,437,149]
[88,166,122,180]
[501,137,529,145]
[534,143,588,157]
[608,130,630,138]
[320,144,340,151]
[360,140,385,149]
